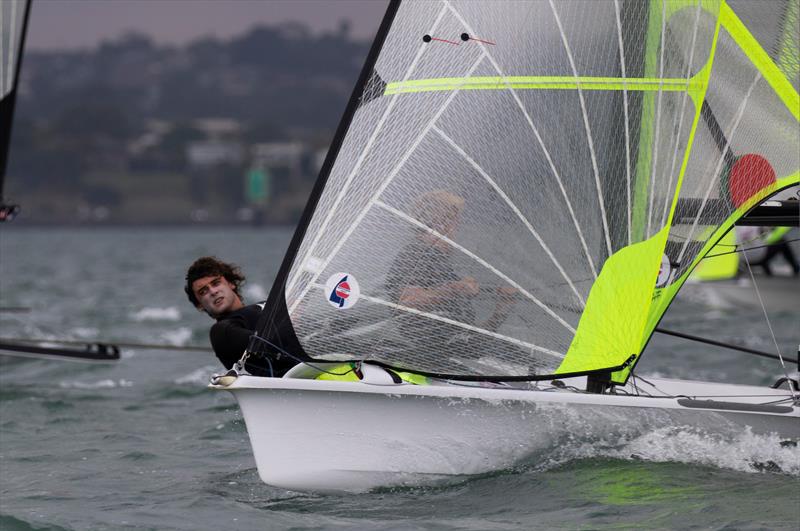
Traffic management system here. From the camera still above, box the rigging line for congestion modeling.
[0,336,211,352]
[375,199,577,333]
[247,334,356,377]
[703,237,800,259]
[741,240,797,400]
[646,0,668,238]
[654,328,796,363]
[675,71,762,264]
[309,282,566,359]
[288,52,489,316]
[285,4,451,297]
[444,1,598,279]
[548,0,612,258]
[613,0,632,247]
[659,2,704,230]
[432,126,585,308]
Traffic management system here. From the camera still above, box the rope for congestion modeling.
[702,237,800,259]
[740,244,798,400]
[243,334,356,378]
[0,337,210,352]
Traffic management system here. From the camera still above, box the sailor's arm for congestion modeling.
[209,319,253,369]
[483,287,518,331]
[398,277,479,309]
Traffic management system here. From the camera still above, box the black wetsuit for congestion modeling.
[210,304,296,377]
[385,241,475,324]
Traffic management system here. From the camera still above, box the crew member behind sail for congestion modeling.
[386,190,517,334]
[184,256,296,376]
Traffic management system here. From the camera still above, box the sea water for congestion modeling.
[1,227,798,530]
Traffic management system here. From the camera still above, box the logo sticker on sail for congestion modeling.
[656,254,672,288]
[325,273,360,309]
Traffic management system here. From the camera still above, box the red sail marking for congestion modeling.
[729,154,776,208]
[430,37,460,45]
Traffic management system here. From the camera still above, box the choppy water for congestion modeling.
[0,227,798,530]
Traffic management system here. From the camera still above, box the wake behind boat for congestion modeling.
[211,0,800,492]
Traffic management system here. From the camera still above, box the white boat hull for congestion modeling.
[212,367,799,492]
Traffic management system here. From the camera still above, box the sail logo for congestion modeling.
[656,254,672,288]
[325,273,360,309]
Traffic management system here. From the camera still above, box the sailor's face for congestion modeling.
[192,275,242,317]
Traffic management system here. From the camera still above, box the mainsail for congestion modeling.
[251,0,799,383]
[0,0,30,222]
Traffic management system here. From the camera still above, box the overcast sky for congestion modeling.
[27,0,389,51]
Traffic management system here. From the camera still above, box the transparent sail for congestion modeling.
[261,0,798,380]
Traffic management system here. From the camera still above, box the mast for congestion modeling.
[247,0,401,366]
[0,0,31,222]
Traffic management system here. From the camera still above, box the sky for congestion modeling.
[27,0,389,51]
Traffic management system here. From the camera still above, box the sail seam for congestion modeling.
[286,3,451,297]
[444,0,598,279]
[432,126,586,309]
[384,76,702,93]
[288,52,488,315]
[548,0,612,258]
[375,199,578,333]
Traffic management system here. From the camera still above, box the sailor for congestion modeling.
[184,256,295,376]
[385,190,519,367]
[386,190,517,330]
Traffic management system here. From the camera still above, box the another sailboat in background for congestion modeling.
[0,0,29,223]
[0,0,122,362]
[680,192,799,312]
[210,0,799,492]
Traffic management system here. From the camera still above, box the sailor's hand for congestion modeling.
[497,286,518,298]
[456,276,480,296]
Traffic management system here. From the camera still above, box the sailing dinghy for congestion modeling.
[0,0,29,222]
[211,0,799,492]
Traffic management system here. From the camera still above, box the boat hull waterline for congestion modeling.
[212,371,799,492]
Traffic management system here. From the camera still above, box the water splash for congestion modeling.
[58,379,134,389]
[537,425,800,476]
[130,307,181,322]
[175,366,219,385]
[160,327,192,346]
